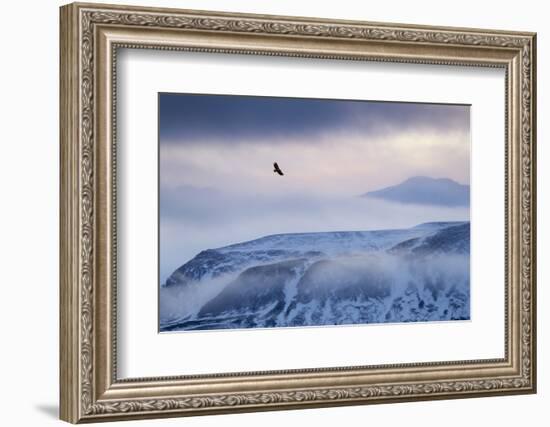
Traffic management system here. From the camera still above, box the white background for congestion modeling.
[118,49,504,377]
[0,0,545,426]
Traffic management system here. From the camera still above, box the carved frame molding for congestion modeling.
[60,2,536,423]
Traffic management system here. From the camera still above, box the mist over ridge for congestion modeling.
[160,177,470,283]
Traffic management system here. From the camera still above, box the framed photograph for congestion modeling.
[60,2,537,423]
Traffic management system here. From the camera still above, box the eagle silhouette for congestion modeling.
[273,162,284,176]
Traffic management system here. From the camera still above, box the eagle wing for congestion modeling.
[273,162,284,175]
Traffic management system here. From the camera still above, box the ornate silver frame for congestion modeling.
[60,2,537,423]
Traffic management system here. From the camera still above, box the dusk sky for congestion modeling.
[159,93,470,283]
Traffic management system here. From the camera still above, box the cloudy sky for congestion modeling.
[159,93,470,283]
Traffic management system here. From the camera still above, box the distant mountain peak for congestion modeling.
[362,176,469,207]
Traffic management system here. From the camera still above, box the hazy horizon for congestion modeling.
[159,93,470,283]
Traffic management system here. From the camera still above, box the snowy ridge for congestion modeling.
[160,221,470,331]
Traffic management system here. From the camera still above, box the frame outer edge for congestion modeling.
[60,3,81,424]
[68,1,536,37]
[59,2,537,422]
[529,33,537,393]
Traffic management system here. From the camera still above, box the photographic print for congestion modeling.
[159,93,471,332]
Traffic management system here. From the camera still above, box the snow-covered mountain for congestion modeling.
[362,176,470,206]
[160,221,470,332]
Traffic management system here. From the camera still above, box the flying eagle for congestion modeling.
[273,162,284,176]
